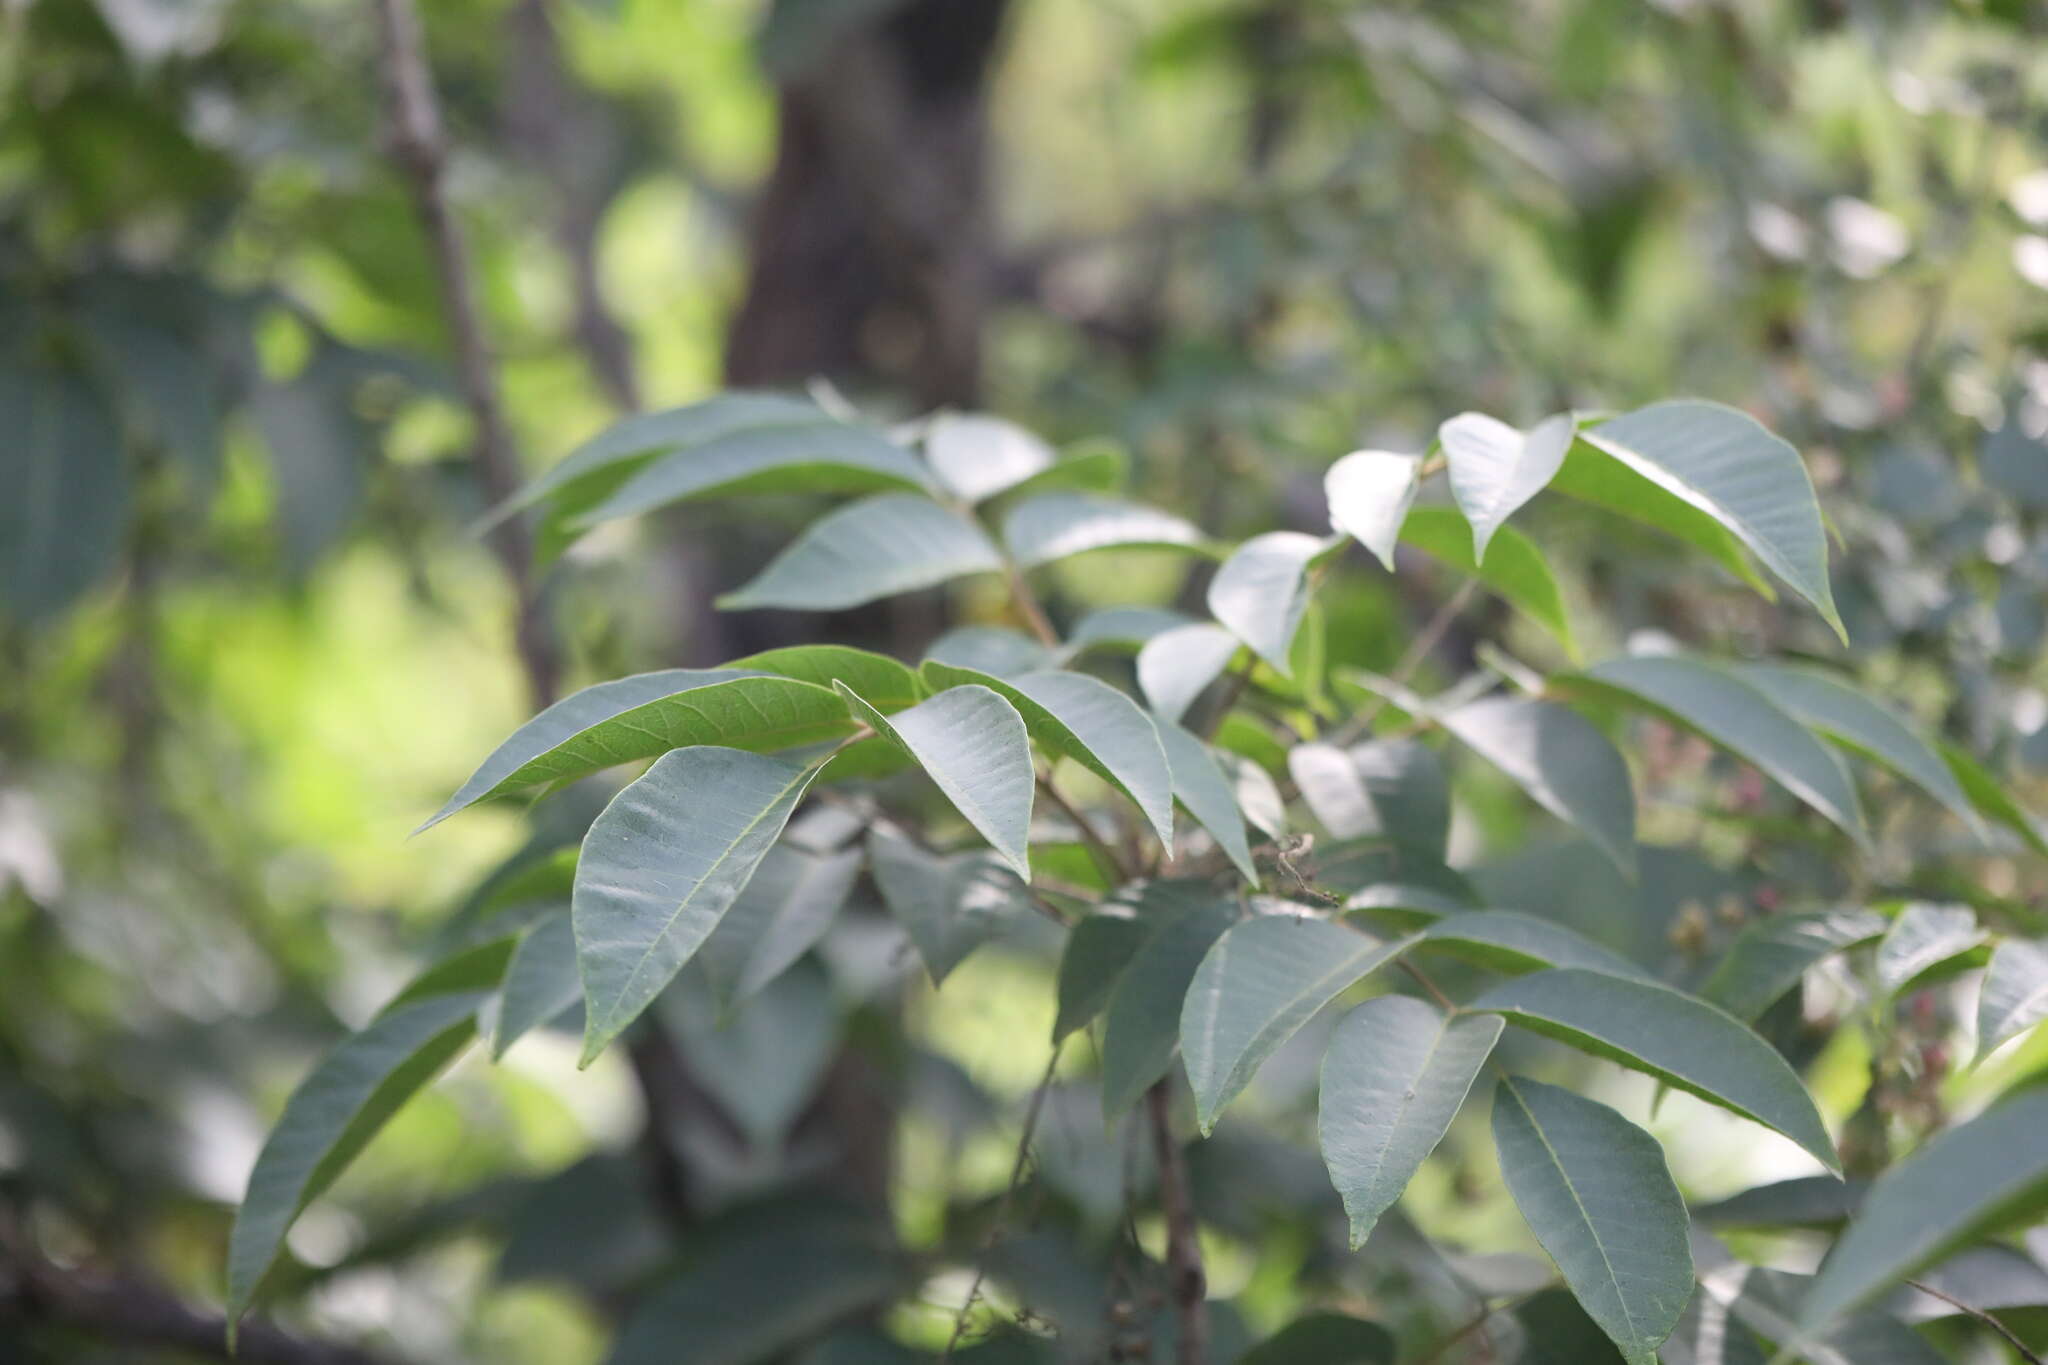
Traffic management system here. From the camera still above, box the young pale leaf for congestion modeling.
[1100,884,1241,1117]
[1326,450,1421,570]
[868,829,1031,983]
[1238,1312,1396,1365]
[922,411,1055,502]
[574,748,820,1065]
[1799,1090,2048,1336]
[1699,909,1888,1021]
[1399,505,1578,659]
[1580,402,1841,636]
[1938,741,2048,857]
[696,843,861,1012]
[923,626,1052,678]
[717,493,1001,611]
[1569,655,1868,848]
[1001,492,1206,568]
[835,682,1035,878]
[1416,910,1651,980]
[1439,411,1574,563]
[1155,716,1258,882]
[921,663,1175,844]
[227,955,505,1325]
[1064,605,1197,655]
[579,419,933,527]
[1181,916,1422,1133]
[1473,969,1839,1170]
[1217,751,1286,839]
[1290,742,1377,840]
[1137,622,1240,723]
[1208,530,1330,673]
[1352,738,1449,859]
[1976,938,2048,1061]
[1055,911,1152,1041]
[1727,663,1980,836]
[418,670,850,832]
[493,914,582,1057]
[1440,696,1636,878]
[1320,996,1503,1247]
[1493,1077,1693,1365]
[1874,903,1985,996]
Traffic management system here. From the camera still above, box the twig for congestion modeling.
[372,0,560,708]
[1905,1279,2044,1364]
[1,1242,406,1365]
[942,1045,1064,1360]
[1146,1080,1208,1365]
[1038,771,1132,886]
[1330,578,1479,746]
[1415,1286,1550,1365]
[1001,555,1061,648]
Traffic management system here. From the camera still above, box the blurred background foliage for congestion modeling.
[4,0,2048,1360]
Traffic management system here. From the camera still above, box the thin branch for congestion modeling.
[372,0,560,708]
[1146,1080,1207,1365]
[2,1243,406,1365]
[1330,577,1479,746]
[1038,771,1131,886]
[1905,1279,2044,1364]
[1415,1286,1550,1365]
[1001,556,1061,648]
[941,1044,1064,1360]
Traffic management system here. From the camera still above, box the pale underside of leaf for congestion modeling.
[718,493,1002,611]
[1440,410,1573,563]
[1155,715,1259,883]
[1137,622,1241,724]
[1326,449,1421,571]
[1976,938,2048,1061]
[1207,530,1330,673]
[1440,695,1637,878]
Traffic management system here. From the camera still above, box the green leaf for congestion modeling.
[1326,450,1421,570]
[1440,411,1573,562]
[574,748,821,1065]
[922,411,1054,502]
[1517,1288,1634,1365]
[1001,492,1206,568]
[228,977,496,1324]
[1319,996,1503,1248]
[0,360,127,623]
[1138,622,1241,724]
[868,829,1031,983]
[728,644,924,711]
[1399,505,1577,659]
[493,914,581,1058]
[1055,910,1151,1041]
[1492,1077,1693,1365]
[1290,742,1377,840]
[1208,531,1330,673]
[1938,741,2048,857]
[1064,605,1197,655]
[578,416,932,526]
[1440,696,1636,878]
[1003,435,1129,498]
[1568,655,1868,848]
[835,682,1035,878]
[1549,441,1766,597]
[1726,664,1980,836]
[1353,738,1449,859]
[924,626,1053,678]
[696,843,861,1013]
[717,493,1001,611]
[921,663,1176,844]
[1874,902,1985,996]
[1799,1089,2048,1335]
[418,670,851,832]
[1181,916,1421,1133]
[660,959,841,1147]
[1238,1312,1396,1364]
[1416,910,1651,980]
[1156,715,1259,883]
[1694,1176,1865,1230]
[1579,401,1841,635]
[1699,909,1888,1021]
[1099,883,1241,1117]
[1472,969,1838,1170]
[1976,938,2048,1061]
[1658,1291,1769,1365]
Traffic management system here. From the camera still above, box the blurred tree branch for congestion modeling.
[371,0,560,708]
